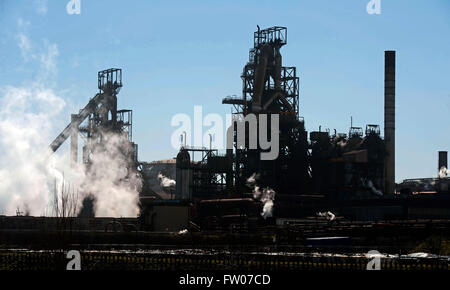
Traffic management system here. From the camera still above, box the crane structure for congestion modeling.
[49,68,138,169]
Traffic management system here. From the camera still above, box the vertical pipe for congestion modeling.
[70,114,79,167]
[274,47,282,91]
[384,51,396,194]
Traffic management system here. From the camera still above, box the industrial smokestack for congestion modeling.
[384,51,396,194]
[439,151,448,171]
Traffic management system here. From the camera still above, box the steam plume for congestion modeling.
[439,166,449,178]
[0,20,142,217]
[0,85,142,217]
[0,84,68,216]
[317,211,336,221]
[77,131,142,217]
[247,173,276,219]
[158,173,176,190]
[367,180,383,196]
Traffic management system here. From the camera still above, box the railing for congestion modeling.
[1,250,448,271]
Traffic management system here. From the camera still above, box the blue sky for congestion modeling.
[0,0,449,182]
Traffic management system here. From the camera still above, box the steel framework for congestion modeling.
[222,26,310,194]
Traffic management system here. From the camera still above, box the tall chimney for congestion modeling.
[439,151,448,171]
[384,51,396,194]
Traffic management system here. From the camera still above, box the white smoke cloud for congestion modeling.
[247,173,257,185]
[15,18,59,83]
[439,166,449,178]
[0,19,70,216]
[158,173,176,190]
[178,229,188,235]
[247,173,276,219]
[367,180,383,196]
[317,211,336,221]
[77,132,142,217]
[0,19,67,215]
[39,42,59,78]
[16,33,31,61]
[259,189,275,219]
[0,84,68,216]
[337,140,347,148]
[0,18,142,217]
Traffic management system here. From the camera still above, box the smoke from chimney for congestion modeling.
[247,173,276,219]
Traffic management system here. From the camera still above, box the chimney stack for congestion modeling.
[384,51,396,194]
[439,151,448,171]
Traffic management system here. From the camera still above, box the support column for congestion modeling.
[70,114,79,167]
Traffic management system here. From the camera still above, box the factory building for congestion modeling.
[43,26,449,232]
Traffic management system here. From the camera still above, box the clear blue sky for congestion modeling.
[0,0,449,182]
